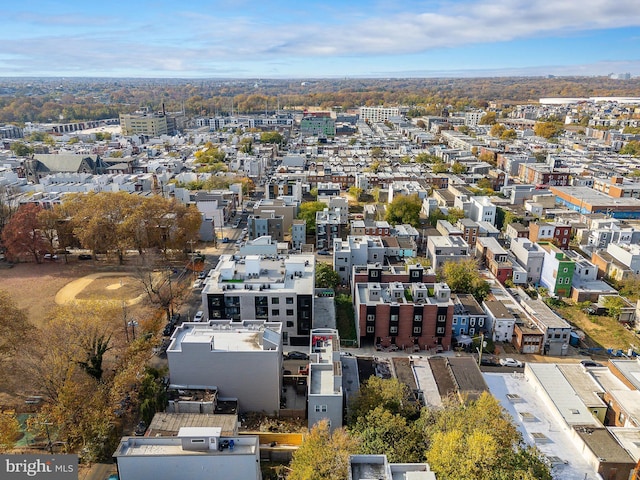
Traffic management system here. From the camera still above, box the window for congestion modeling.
[469,328,475,335]
[413,326,422,334]
[563,267,568,273]
[286,321,294,327]
[437,314,446,322]
[414,314,422,322]
[390,314,399,322]
[478,318,484,327]
[370,270,379,278]
[272,298,279,305]
[314,405,328,413]
[366,326,375,334]
[367,314,375,322]
[286,297,294,304]
[339,267,345,272]
[272,309,280,316]
[436,327,445,334]
[452,318,458,325]
[287,309,294,316]
[461,318,467,325]
[470,318,476,327]
[390,326,398,334]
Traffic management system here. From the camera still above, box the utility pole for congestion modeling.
[122,301,130,343]
[167,268,174,318]
[477,332,485,367]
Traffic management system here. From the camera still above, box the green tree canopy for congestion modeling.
[351,406,425,463]
[348,376,417,424]
[425,393,551,480]
[534,121,563,139]
[259,131,284,145]
[490,123,506,137]
[385,193,422,228]
[315,263,340,289]
[9,142,33,157]
[479,112,496,125]
[438,258,491,302]
[447,207,465,224]
[288,420,359,480]
[602,295,627,318]
[297,201,326,235]
[451,162,466,174]
[195,142,226,163]
[620,140,640,156]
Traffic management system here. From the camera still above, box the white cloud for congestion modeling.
[1,0,640,75]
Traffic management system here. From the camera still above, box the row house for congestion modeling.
[539,242,576,297]
[510,237,545,284]
[456,218,480,246]
[451,294,487,338]
[518,163,570,187]
[476,236,512,284]
[483,300,516,343]
[354,281,454,351]
[505,222,530,243]
[529,221,572,248]
[351,263,436,291]
[351,219,391,237]
[519,293,572,356]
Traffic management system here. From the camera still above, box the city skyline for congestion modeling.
[1,0,639,78]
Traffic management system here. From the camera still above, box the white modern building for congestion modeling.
[114,427,262,480]
[510,238,545,284]
[202,253,315,346]
[167,320,282,413]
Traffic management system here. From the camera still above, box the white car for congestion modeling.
[499,358,524,368]
[194,311,204,322]
[192,279,203,289]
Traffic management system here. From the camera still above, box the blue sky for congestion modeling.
[1,0,639,78]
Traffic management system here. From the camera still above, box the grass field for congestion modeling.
[556,301,639,352]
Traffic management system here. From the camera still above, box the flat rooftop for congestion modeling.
[168,322,280,353]
[484,372,601,480]
[114,436,258,457]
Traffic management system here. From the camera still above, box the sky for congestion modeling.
[1,0,640,78]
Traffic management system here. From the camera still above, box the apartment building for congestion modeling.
[354,281,454,350]
[291,220,306,250]
[316,208,347,250]
[202,253,315,346]
[247,212,284,242]
[120,112,168,136]
[359,106,401,123]
[483,300,516,343]
[166,320,282,413]
[334,236,386,285]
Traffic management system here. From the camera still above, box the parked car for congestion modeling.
[198,270,208,279]
[43,253,58,260]
[480,356,501,367]
[194,311,204,322]
[78,254,92,260]
[500,358,524,368]
[192,279,203,289]
[317,250,330,255]
[580,360,603,367]
[162,323,174,337]
[222,237,229,243]
[286,351,309,360]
